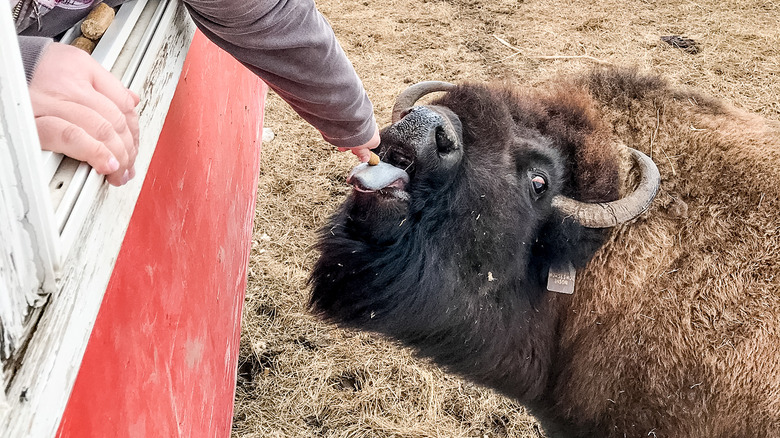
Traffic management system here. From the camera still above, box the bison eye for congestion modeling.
[530,174,548,196]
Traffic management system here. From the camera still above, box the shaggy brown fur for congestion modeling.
[551,68,780,437]
[310,67,780,437]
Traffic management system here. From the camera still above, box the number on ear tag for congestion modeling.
[547,262,576,294]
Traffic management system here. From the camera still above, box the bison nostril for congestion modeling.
[435,126,456,155]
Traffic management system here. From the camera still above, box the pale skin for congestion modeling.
[29,43,378,187]
[30,42,139,186]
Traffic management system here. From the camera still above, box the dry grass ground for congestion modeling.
[232,1,779,436]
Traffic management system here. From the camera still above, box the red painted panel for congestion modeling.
[56,31,266,438]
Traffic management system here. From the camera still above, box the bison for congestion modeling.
[308,67,780,438]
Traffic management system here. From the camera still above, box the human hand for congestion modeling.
[337,126,380,162]
[28,42,140,186]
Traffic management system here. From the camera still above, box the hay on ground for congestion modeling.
[233,0,779,436]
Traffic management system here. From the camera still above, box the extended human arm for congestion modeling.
[16,0,376,185]
[183,0,379,155]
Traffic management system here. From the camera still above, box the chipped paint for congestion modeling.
[57,32,266,437]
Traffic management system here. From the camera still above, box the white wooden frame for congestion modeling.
[0,1,195,436]
[0,0,60,377]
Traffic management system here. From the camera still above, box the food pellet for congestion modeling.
[368,152,380,166]
[70,36,97,54]
[81,3,115,40]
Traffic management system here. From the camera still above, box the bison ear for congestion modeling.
[527,218,610,290]
[532,218,611,272]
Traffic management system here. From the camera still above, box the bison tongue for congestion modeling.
[347,161,409,191]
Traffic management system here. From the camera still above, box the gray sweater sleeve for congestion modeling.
[183,0,377,148]
[17,36,52,84]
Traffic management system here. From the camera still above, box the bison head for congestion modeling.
[309,81,659,403]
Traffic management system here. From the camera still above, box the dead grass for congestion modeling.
[232,0,779,436]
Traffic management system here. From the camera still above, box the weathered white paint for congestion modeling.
[57,0,172,263]
[41,152,65,183]
[53,160,90,234]
[0,136,40,363]
[48,158,81,214]
[0,1,59,371]
[0,1,195,436]
[117,0,170,87]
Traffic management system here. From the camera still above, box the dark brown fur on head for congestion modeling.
[310,67,780,437]
[310,73,624,419]
[435,82,622,202]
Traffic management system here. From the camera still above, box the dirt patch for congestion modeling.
[233,0,779,436]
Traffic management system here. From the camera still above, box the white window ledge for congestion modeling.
[0,1,196,436]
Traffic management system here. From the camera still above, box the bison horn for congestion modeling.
[392,81,457,123]
[551,148,661,228]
